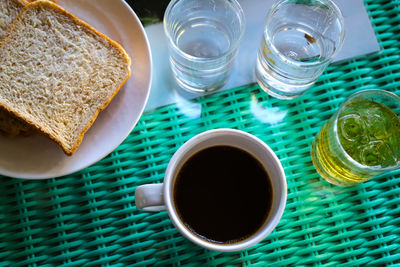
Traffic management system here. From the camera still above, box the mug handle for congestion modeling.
[135,184,166,211]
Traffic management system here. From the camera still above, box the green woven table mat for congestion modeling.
[1,0,400,266]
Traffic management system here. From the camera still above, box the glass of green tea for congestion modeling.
[311,89,400,186]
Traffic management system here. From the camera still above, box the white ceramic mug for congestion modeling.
[135,128,287,252]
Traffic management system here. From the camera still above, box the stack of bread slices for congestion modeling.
[0,0,132,155]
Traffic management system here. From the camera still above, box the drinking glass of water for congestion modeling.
[255,0,345,99]
[164,0,245,93]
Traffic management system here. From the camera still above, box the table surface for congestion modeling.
[1,0,400,266]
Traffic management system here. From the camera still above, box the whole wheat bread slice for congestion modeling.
[0,0,55,137]
[0,0,25,40]
[0,0,57,41]
[0,0,132,155]
[0,107,35,136]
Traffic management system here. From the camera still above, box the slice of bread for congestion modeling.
[0,107,35,136]
[0,0,56,137]
[0,0,132,155]
[0,0,25,40]
[1,0,57,41]
[0,0,35,136]
[0,107,35,137]
[1,0,57,40]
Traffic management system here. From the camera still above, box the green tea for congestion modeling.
[312,121,366,186]
[311,99,400,186]
[337,100,400,167]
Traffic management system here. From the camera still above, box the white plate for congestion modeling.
[0,0,152,179]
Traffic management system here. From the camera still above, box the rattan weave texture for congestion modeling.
[1,0,400,266]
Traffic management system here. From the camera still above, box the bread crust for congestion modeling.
[0,0,132,155]
[26,0,57,3]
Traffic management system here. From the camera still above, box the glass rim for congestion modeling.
[163,0,246,61]
[331,89,400,171]
[265,0,346,67]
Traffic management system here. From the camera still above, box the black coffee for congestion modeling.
[173,145,273,244]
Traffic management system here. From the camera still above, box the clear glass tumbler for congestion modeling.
[311,89,400,186]
[255,0,345,99]
[164,0,245,93]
